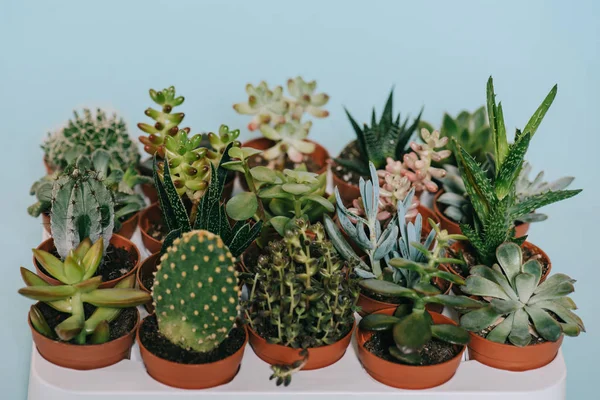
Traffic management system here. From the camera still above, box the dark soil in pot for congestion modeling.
[37,302,137,344]
[252,320,354,349]
[147,219,169,242]
[331,141,366,186]
[142,272,155,293]
[365,330,460,366]
[37,243,136,282]
[139,315,246,364]
[242,244,262,272]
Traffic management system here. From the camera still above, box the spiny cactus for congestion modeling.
[21,238,150,344]
[152,230,239,352]
[51,155,114,259]
[138,86,186,157]
[43,108,139,172]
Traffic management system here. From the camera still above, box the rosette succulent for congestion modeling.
[233,81,288,131]
[460,242,585,346]
[260,121,315,165]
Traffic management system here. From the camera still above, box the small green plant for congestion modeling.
[243,219,359,385]
[359,229,481,364]
[460,242,585,346]
[420,107,493,166]
[43,108,140,172]
[454,77,581,265]
[138,86,186,157]
[333,89,422,176]
[20,238,150,344]
[152,230,239,352]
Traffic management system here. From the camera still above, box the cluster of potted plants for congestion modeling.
[22,76,584,391]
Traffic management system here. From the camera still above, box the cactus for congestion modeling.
[20,238,151,344]
[43,108,139,172]
[152,230,239,352]
[50,155,114,259]
[138,86,186,157]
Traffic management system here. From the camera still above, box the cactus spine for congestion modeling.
[50,157,114,259]
[152,230,239,352]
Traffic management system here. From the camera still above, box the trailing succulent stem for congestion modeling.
[152,230,239,352]
[460,242,585,346]
[20,238,150,344]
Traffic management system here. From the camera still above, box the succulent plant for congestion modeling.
[27,173,57,218]
[233,81,288,131]
[152,230,239,352]
[206,124,242,163]
[138,86,186,157]
[420,106,493,166]
[435,164,472,224]
[460,242,585,346]
[454,77,581,265]
[42,108,139,172]
[243,219,359,385]
[153,142,261,257]
[286,77,330,120]
[333,89,422,176]
[260,121,315,166]
[20,238,150,344]
[359,228,481,364]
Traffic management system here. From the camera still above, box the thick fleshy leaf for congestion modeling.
[462,276,511,300]
[470,265,518,301]
[32,249,66,282]
[508,308,531,347]
[425,294,483,309]
[495,133,530,200]
[29,305,55,339]
[81,289,151,308]
[226,192,258,221]
[412,282,441,296]
[81,238,105,280]
[258,185,293,200]
[495,242,522,284]
[431,270,466,285]
[525,305,562,342]
[359,279,418,300]
[515,272,536,303]
[323,215,367,270]
[522,84,557,139]
[302,195,334,212]
[20,267,49,287]
[460,306,502,331]
[389,346,421,365]
[90,321,110,344]
[250,166,281,184]
[431,324,470,345]
[55,314,84,341]
[63,253,84,284]
[535,300,585,332]
[490,298,522,314]
[522,259,542,287]
[73,238,93,260]
[394,304,412,318]
[359,314,401,331]
[281,183,312,195]
[510,190,582,221]
[530,281,575,304]
[393,311,432,352]
[19,285,76,302]
[486,313,514,344]
[533,273,575,296]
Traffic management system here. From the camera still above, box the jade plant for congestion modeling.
[420,106,493,166]
[233,77,329,169]
[453,77,581,265]
[460,242,585,346]
[359,230,482,364]
[333,89,422,176]
[42,108,139,172]
[243,219,359,385]
[152,230,240,352]
[20,238,150,344]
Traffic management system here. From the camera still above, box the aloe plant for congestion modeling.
[460,242,585,346]
[20,238,150,344]
[454,77,581,265]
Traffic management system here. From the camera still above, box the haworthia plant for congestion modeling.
[460,242,585,346]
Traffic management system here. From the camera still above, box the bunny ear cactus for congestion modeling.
[454,77,581,265]
[334,89,422,176]
[233,81,288,131]
[460,242,585,346]
[21,238,151,344]
[152,230,239,352]
[138,86,186,157]
[42,108,139,172]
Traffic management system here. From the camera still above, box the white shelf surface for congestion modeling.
[28,184,567,399]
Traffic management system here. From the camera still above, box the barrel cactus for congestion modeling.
[43,108,139,172]
[152,230,239,352]
[50,156,114,259]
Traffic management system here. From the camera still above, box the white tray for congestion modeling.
[28,185,567,399]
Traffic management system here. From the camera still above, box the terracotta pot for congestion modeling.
[237,137,329,191]
[357,308,465,389]
[331,168,361,207]
[34,234,140,288]
[136,252,160,313]
[42,211,140,240]
[43,157,55,175]
[433,190,530,237]
[139,203,163,254]
[137,315,248,389]
[357,265,452,317]
[248,320,355,370]
[30,307,140,370]
[141,183,159,204]
[468,332,563,371]
[413,205,440,235]
[42,213,51,235]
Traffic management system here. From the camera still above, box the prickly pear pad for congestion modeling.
[152,230,239,352]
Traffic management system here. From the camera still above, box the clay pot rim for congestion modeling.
[139,202,163,246]
[34,233,141,287]
[247,318,356,353]
[29,306,140,349]
[137,252,161,293]
[42,210,140,235]
[433,190,461,230]
[468,331,563,351]
[137,314,249,369]
[240,137,330,173]
[357,308,466,370]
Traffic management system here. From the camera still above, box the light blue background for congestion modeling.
[1,0,598,398]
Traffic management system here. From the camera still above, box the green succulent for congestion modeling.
[454,77,581,265]
[421,107,492,166]
[152,230,239,352]
[460,242,585,346]
[260,121,315,166]
[359,229,482,365]
[233,81,288,131]
[42,108,139,173]
[20,238,150,344]
[333,89,422,176]
[243,219,359,385]
[138,86,186,157]
[206,124,242,163]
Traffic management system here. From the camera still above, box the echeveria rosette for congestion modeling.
[233,81,288,131]
[20,237,151,344]
[460,242,585,346]
[286,76,330,121]
[260,121,315,165]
